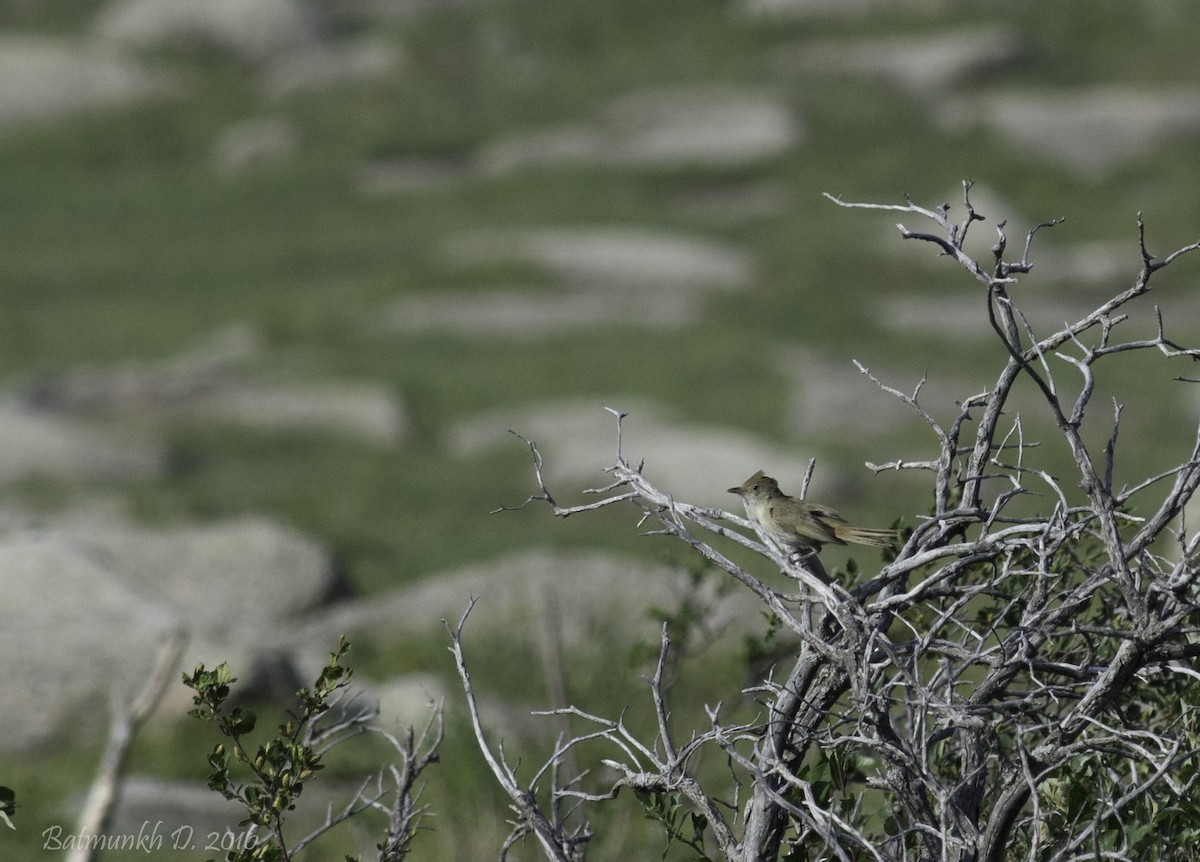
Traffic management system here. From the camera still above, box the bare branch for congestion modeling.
[447,600,583,862]
[464,189,1200,862]
[69,630,187,862]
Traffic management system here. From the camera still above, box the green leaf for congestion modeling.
[227,706,257,735]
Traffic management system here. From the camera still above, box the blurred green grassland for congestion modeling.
[3,0,1200,859]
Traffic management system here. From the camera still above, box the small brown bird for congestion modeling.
[727,470,897,554]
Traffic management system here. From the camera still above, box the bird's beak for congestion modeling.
[727,486,743,495]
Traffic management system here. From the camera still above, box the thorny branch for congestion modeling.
[285,687,444,861]
[453,185,1200,862]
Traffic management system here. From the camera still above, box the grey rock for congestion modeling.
[22,326,407,447]
[0,33,171,127]
[771,346,977,510]
[63,515,336,633]
[0,535,178,752]
[666,180,790,226]
[380,285,702,337]
[212,117,297,173]
[739,0,948,17]
[446,395,659,483]
[478,85,802,173]
[935,87,1200,177]
[448,226,752,290]
[1036,241,1136,286]
[296,548,758,648]
[262,34,403,98]
[0,514,340,751]
[433,225,750,337]
[353,157,475,194]
[776,345,913,435]
[372,674,448,735]
[348,0,477,19]
[196,380,407,446]
[93,0,321,64]
[0,400,163,483]
[22,323,262,415]
[779,25,1022,91]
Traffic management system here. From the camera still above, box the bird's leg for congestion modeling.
[783,549,830,633]
[788,548,828,584]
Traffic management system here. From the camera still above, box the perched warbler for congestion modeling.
[727,470,897,554]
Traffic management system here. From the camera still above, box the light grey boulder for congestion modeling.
[0,33,171,127]
[478,85,802,173]
[93,0,321,64]
[21,325,407,447]
[295,548,763,654]
[0,515,340,752]
[447,226,752,290]
[262,34,403,98]
[777,26,1021,91]
[935,86,1200,178]
[0,400,163,484]
[0,535,178,752]
[212,117,297,173]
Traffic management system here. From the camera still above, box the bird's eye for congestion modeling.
[751,483,759,491]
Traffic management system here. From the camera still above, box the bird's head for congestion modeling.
[727,470,781,502]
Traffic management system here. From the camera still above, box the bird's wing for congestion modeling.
[808,504,851,545]
[776,501,842,545]
[807,503,848,525]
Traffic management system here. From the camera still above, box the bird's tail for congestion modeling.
[835,526,899,548]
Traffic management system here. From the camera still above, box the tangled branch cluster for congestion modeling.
[452,185,1200,862]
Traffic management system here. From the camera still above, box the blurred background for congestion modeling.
[3,0,1200,858]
